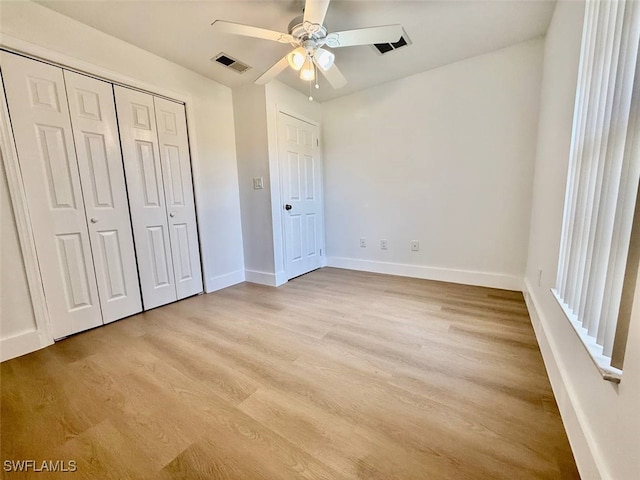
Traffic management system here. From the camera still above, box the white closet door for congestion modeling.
[154,97,203,299]
[1,52,103,338]
[64,71,142,323]
[114,86,177,309]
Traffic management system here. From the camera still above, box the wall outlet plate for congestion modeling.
[253,177,264,190]
[360,238,366,248]
[380,239,388,250]
[411,240,420,251]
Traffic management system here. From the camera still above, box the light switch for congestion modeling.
[253,177,264,190]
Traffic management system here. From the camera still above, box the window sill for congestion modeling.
[551,289,622,384]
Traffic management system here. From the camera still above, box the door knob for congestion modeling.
[169,212,176,217]
[285,204,292,211]
[90,218,98,223]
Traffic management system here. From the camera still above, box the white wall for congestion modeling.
[524,2,640,479]
[321,38,543,290]
[233,84,273,277]
[0,1,245,357]
[232,80,322,286]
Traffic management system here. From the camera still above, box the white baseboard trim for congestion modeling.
[274,270,288,287]
[245,269,287,287]
[523,279,607,480]
[206,269,245,293]
[326,257,522,291]
[1,330,51,362]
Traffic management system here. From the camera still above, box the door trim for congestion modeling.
[272,106,326,282]
[0,70,53,360]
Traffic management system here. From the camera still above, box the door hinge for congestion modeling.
[316,138,319,147]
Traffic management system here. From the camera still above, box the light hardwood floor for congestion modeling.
[1,268,579,479]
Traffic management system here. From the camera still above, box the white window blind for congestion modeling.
[554,0,640,381]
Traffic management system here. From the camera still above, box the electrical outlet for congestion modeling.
[380,239,388,250]
[252,177,264,189]
[360,238,366,248]
[411,241,420,251]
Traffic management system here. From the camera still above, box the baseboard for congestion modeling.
[274,270,288,287]
[1,329,51,362]
[245,269,287,287]
[326,257,522,291]
[206,269,245,293]
[523,279,607,480]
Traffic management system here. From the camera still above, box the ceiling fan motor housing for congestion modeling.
[288,15,328,47]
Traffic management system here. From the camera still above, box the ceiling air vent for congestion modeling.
[211,53,251,73]
[373,32,411,55]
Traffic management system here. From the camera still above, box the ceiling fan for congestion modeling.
[211,0,404,97]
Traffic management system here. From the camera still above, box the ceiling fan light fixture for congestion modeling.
[212,0,405,91]
[315,48,335,71]
[300,57,315,81]
[287,50,306,71]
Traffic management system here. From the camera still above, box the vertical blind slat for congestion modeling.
[559,0,600,300]
[565,1,605,311]
[555,0,640,370]
[590,1,635,343]
[602,24,640,354]
[582,0,624,335]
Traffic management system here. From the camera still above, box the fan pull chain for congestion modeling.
[309,61,319,101]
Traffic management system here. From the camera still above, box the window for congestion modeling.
[554,0,640,382]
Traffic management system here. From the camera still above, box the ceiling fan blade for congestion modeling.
[255,53,291,85]
[325,25,403,48]
[211,20,293,43]
[315,59,347,89]
[303,0,331,25]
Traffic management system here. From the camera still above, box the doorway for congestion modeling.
[277,111,324,280]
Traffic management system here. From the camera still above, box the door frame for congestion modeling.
[0,36,207,359]
[0,69,53,360]
[270,106,326,284]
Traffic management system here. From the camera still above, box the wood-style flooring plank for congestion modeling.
[1,268,579,479]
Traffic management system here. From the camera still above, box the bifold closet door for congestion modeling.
[154,98,203,299]
[1,52,102,338]
[64,71,142,323]
[114,86,177,309]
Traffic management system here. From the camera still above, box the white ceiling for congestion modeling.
[36,0,556,102]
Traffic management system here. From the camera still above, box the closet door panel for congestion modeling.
[64,71,142,323]
[154,97,203,299]
[114,86,177,309]
[1,52,102,338]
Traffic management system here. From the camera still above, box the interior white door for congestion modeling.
[278,112,324,279]
[64,70,142,323]
[153,97,203,299]
[1,52,103,338]
[114,86,177,309]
